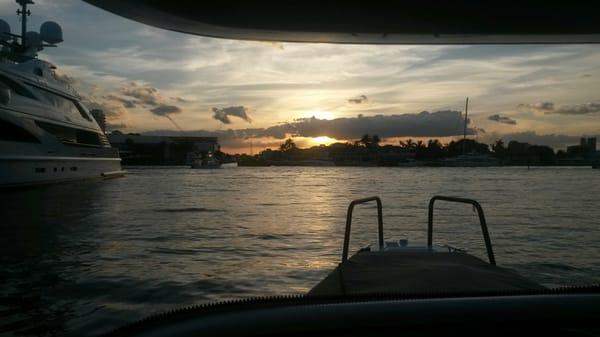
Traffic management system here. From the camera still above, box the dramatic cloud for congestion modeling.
[150,105,182,116]
[149,104,184,130]
[212,106,252,124]
[264,110,475,139]
[120,82,161,107]
[348,95,368,104]
[488,114,517,125]
[77,81,186,129]
[31,0,600,146]
[518,102,600,115]
[146,110,476,144]
[518,102,554,113]
[554,103,600,115]
[103,94,137,108]
[83,97,127,118]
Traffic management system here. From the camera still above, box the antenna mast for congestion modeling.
[463,97,469,155]
[16,0,33,48]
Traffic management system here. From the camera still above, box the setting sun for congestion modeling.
[312,136,337,145]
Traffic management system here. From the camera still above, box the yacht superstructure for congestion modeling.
[0,1,123,187]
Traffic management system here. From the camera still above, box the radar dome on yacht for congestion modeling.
[40,21,63,44]
[25,31,43,50]
[0,19,10,41]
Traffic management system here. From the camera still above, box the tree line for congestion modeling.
[235,134,595,166]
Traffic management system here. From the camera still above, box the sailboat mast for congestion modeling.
[463,97,469,155]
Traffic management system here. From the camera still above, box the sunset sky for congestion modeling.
[3,0,600,153]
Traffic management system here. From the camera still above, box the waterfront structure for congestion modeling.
[567,137,597,161]
[108,132,220,166]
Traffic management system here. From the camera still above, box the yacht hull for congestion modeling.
[0,156,123,187]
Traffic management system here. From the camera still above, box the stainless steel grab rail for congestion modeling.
[342,196,383,263]
[428,196,496,265]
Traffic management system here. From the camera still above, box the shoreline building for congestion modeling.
[108,132,219,165]
[566,137,597,164]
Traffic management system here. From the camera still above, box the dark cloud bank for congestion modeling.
[150,105,182,116]
[488,114,517,125]
[82,82,185,129]
[143,108,598,151]
[212,106,252,124]
[348,95,368,104]
[518,101,600,115]
[145,110,476,147]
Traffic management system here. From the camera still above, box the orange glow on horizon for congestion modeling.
[311,136,337,146]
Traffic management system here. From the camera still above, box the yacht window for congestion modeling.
[33,68,43,77]
[0,74,37,100]
[74,101,94,122]
[36,121,104,147]
[26,85,93,122]
[0,119,39,143]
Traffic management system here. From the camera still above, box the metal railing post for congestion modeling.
[342,196,383,263]
[428,196,496,265]
[428,198,435,249]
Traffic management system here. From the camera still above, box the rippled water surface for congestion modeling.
[1,166,600,336]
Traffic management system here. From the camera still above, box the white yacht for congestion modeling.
[0,1,123,187]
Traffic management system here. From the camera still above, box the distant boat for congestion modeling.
[189,151,221,169]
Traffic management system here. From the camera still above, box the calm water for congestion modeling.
[1,166,600,336]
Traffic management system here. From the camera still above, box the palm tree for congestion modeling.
[427,139,442,150]
[280,138,297,152]
[399,138,415,151]
[371,135,381,147]
[359,134,372,147]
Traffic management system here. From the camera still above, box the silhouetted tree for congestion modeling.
[355,134,381,148]
[371,135,381,147]
[491,139,506,155]
[425,139,444,159]
[280,138,297,152]
[399,139,419,151]
[447,139,490,156]
[359,134,372,147]
[491,139,507,163]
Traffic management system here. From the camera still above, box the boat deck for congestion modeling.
[309,196,545,296]
[309,249,544,296]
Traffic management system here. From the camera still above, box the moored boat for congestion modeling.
[0,1,123,187]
